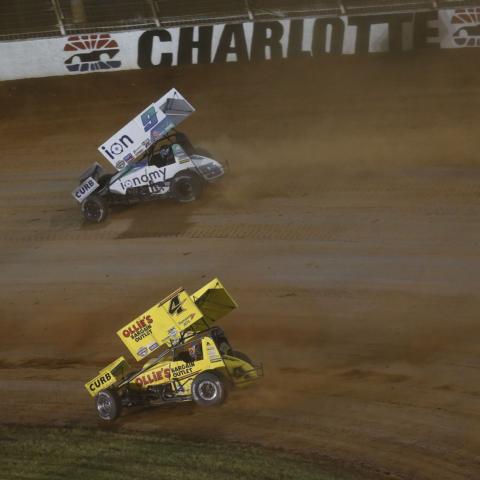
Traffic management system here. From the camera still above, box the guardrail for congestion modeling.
[0,0,479,41]
[0,6,477,81]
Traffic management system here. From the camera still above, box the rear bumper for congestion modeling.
[192,160,226,183]
[200,169,225,183]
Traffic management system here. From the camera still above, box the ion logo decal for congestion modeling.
[451,9,480,47]
[64,34,121,72]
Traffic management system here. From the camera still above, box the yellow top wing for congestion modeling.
[117,279,237,361]
[117,287,203,361]
[191,278,238,325]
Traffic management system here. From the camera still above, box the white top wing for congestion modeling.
[98,88,195,170]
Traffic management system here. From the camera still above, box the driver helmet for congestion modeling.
[188,344,197,361]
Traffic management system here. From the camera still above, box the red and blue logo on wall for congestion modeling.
[64,34,121,72]
[451,8,480,47]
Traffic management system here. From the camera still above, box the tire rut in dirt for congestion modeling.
[0,224,337,243]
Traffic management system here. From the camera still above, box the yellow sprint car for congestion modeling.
[85,279,263,421]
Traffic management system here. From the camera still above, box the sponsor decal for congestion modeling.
[88,372,112,392]
[118,167,166,191]
[451,8,480,47]
[178,313,196,329]
[176,383,185,393]
[206,343,222,363]
[173,145,190,163]
[150,181,169,195]
[135,367,171,386]
[122,315,154,342]
[133,145,144,156]
[171,362,195,378]
[72,176,99,203]
[64,34,121,73]
[100,134,136,170]
[137,346,148,357]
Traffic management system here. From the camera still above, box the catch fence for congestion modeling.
[0,0,478,40]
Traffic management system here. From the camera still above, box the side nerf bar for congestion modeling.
[227,362,264,385]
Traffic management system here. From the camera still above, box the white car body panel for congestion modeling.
[71,90,224,216]
[109,159,190,196]
[72,176,100,203]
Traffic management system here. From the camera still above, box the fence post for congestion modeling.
[244,0,254,21]
[71,0,87,24]
[147,0,161,27]
[51,0,66,35]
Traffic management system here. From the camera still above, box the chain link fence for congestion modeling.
[0,0,479,40]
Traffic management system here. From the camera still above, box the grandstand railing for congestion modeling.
[0,0,478,41]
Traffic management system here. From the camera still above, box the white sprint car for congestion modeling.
[72,89,225,223]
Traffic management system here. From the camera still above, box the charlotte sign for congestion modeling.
[0,8,479,80]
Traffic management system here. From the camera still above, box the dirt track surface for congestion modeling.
[1,52,480,479]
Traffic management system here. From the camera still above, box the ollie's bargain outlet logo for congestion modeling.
[64,34,121,72]
[451,8,480,47]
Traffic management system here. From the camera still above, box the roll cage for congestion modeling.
[118,329,263,398]
[118,326,231,389]
[115,131,195,171]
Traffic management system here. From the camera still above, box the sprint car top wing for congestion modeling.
[98,88,195,171]
[116,278,237,361]
[191,278,238,325]
[117,287,203,361]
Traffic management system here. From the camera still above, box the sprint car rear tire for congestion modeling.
[82,194,108,223]
[231,351,252,365]
[95,390,122,421]
[192,372,227,407]
[171,174,202,203]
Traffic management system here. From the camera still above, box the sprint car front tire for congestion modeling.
[192,372,227,407]
[82,194,108,223]
[95,390,122,421]
[171,173,202,203]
